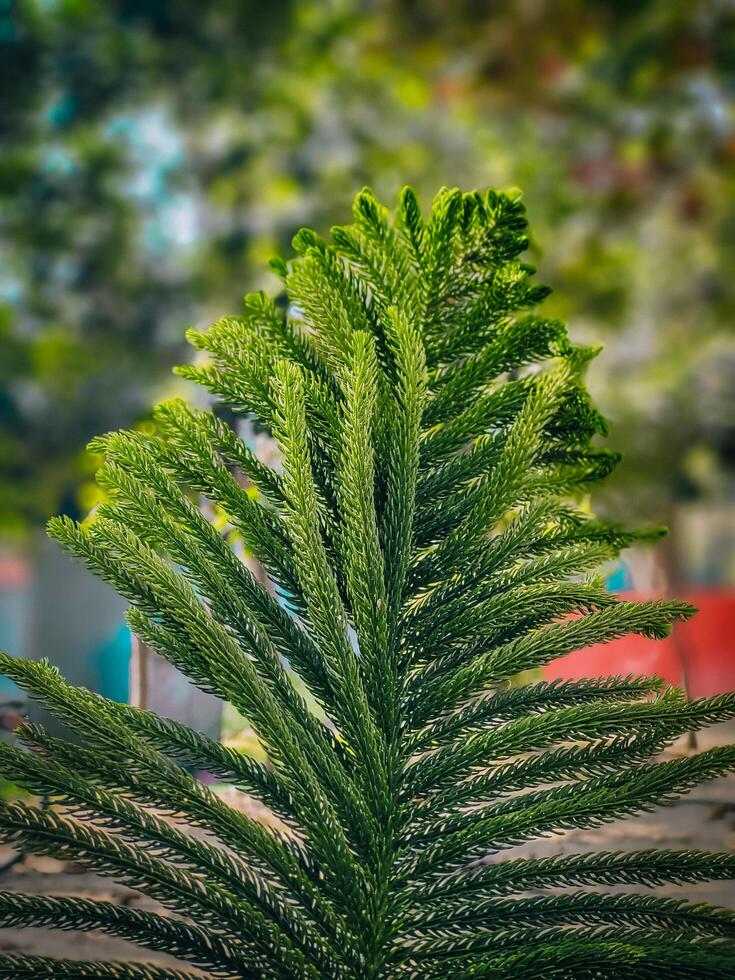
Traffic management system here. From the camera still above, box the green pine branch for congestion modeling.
[0,186,733,977]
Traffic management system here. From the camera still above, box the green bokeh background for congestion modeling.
[2,0,734,552]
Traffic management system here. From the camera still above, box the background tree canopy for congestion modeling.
[2,0,734,537]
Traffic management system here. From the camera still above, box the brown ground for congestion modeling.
[1,725,734,968]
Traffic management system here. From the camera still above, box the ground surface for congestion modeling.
[0,725,734,968]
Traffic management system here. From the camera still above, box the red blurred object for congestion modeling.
[0,554,30,591]
[0,711,25,731]
[544,590,735,697]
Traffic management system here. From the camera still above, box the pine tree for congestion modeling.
[1,187,735,978]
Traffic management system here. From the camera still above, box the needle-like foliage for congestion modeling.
[1,186,734,978]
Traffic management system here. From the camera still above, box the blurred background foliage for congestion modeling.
[1,0,734,551]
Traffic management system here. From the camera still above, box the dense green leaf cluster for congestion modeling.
[1,187,734,977]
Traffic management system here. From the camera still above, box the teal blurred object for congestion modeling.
[606,560,634,592]
[94,623,132,704]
